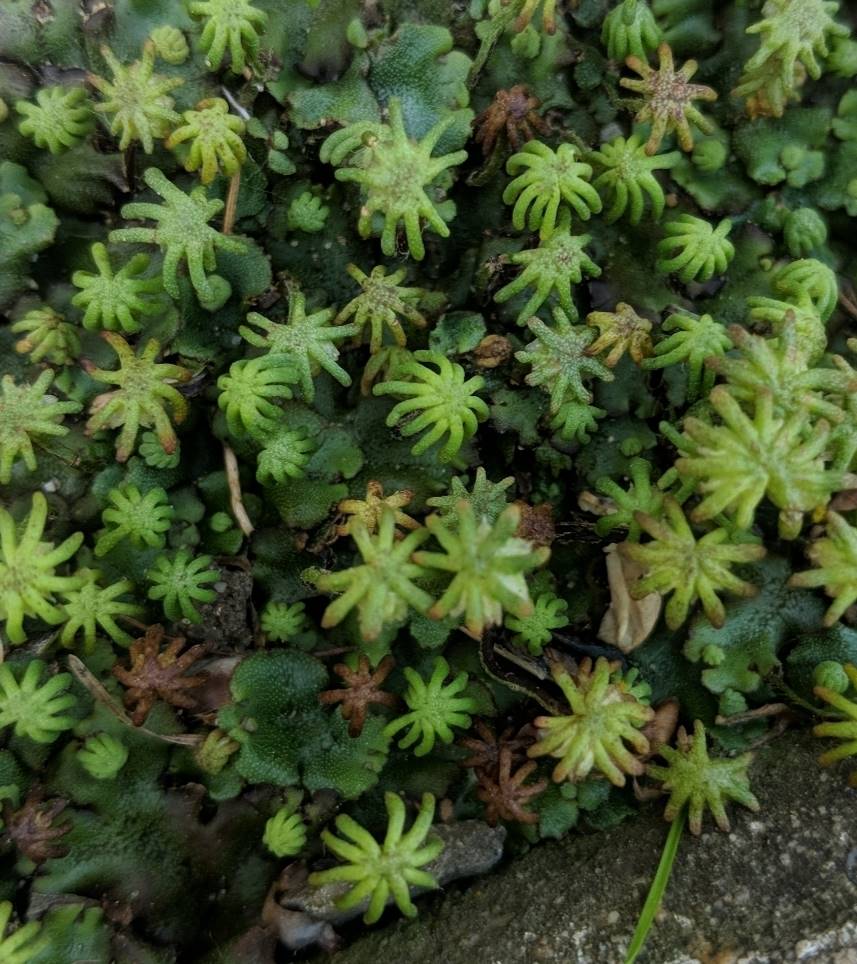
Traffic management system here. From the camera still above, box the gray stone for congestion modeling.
[322,731,857,964]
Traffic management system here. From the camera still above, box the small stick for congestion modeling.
[839,285,857,322]
[715,702,790,726]
[745,714,791,751]
[67,655,202,746]
[219,87,248,236]
[224,442,254,537]
[220,86,251,120]
[223,169,241,235]
[124,144,137,193]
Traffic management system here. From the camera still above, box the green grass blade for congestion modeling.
[624,806,687,964]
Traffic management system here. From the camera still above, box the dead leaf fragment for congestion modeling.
[577,489,614,517]
[597,543,661,653]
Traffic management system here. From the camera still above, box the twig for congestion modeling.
[745,714,791,751]
[839,285,857,323]
[224,442,254,537]
[220,85,251,120]
[67,655,202,746]
[715,702,790,726]
[124,144,137,193]
[220,86,247,236]
[223,169,241,235]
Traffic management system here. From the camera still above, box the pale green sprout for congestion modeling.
[336,264,427,353]
[812,663,857,784]
[415,503,550,637]
[59,569,143,650]
[263,807,307,857]
[241,290,357,402]
[72,243,165,334]
[149,25,190,64]
[529,657,654,785]
[383,657,478,756]
[85,333,191,462]
[515,309,613,415]
[712,318,850,422]
[647,720,759,834]
[11,307,80,365]
[590,134,679,224]
[505,592,569,654]
[217,357,297,440]
[642,312,732,401]
[260,601,306,642]
[314,509,432,642]
[309,791,444,925]
[166,97,247,184]
[147,549,219,623]
[110,167,246,309]
[790,512,857,625]
[602,0,662,60]
[595,458,668,541]
[774,257,838,321]
[0,660,77,743]
[494,212,600,325]
[189,0,268,74]
[256,428,316,484]
[374,351,489,462]
[78,733,129,780]
[549,399,607,444]
[0,901,48,963]
[89,42,182,153]
[656,215,735,283]
[320,98,467,260]
[15,85,94,153]
[94,485,174,557]
[0,493,84,645]
[735,0,849,117]
[0,370,81,484]
[676,386,849,540]
[504,140,602,240]
[620,498,766,629]
[287,192,330,232]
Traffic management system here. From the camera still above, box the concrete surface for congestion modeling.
[322,730,857,963]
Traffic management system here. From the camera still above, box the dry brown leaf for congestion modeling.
[577,489,614,517]
[597,543,661,653]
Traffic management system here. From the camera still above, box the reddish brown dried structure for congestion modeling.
[476,746,548,825]
[319,654,398,736]
[515,501,556,548]
[473,85,549,156]
[473,334,513,369]
[4,789,70,863]
[459,719,534,772]
[112,624,208,726]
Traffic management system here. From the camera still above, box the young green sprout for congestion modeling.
[309,792,444,924]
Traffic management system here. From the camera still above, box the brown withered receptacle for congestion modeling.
[4,789,70,863]
[476,746,548,825]
[473,85,549,156]
[319,654,398,737]
[112,624,208,726]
